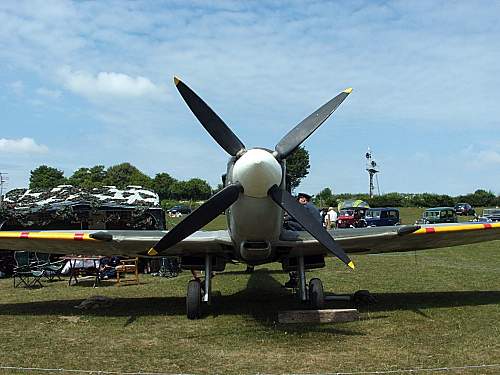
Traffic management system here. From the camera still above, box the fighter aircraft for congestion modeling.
[1,77,499,319]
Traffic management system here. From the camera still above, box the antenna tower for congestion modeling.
[365,148,380,197]
[0,172,8,206]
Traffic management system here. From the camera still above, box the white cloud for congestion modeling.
[9,81,24,96]
[36,87,62,99]
[0,138,48,154]
[58,66,167,101]
[476,150,500,165]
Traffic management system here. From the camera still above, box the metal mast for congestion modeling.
[365,148,379,198]
[0,172,8,207]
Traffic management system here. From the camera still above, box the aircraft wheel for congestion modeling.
[308,278,325,309]
[186,279,202,319]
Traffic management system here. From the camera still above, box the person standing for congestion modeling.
[325,206,338,229]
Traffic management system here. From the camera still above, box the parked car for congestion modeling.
[416,207,458,224]
[364,208,400,227]
[477,207,500,222]
[167,205,192,215]
[454,203,475,216]
[336,207,368,228]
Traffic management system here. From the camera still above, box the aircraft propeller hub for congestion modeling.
[232,148,282,198]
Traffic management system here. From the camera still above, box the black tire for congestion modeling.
[308,278,324,309]
[357,219,367,228]
[186,279,202,319]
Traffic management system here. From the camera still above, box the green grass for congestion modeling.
[0,209,498,374]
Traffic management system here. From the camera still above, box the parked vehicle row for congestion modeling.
[336,207,400,228]
[476,207,500,222]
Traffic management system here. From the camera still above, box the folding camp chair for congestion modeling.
[34,252,64,281]
[13,251,44,288]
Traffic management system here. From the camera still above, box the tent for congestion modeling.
[338,199,370,211]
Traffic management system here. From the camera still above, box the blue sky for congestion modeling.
[1,0,499,196]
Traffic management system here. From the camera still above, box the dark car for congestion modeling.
[454,203,475,216]
[478,207,500,222]
[417,207,458,224]
[167,205,192,215]
[364,208,400,227]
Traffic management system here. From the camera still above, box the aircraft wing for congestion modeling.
[0,230,233,257]
[280,222,500,257]
[0,223,498,260]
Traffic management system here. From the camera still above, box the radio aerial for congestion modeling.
[365,148,380,197]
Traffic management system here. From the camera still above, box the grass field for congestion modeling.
[0,208,499,374]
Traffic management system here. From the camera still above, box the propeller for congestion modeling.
[157,76,353,269]
[274,88,352,160]
[148,183,243,255]
[268,185,354,269]
[174,77,246,156]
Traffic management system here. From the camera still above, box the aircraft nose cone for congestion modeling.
[232,149,282,198]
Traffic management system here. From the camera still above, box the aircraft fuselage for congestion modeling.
[225,148,286,263]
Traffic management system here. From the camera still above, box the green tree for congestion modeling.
[104,162,153,189]
[29,165,66,189]
[68,165,106,189]
[456,189,496,207]
[314,187,336,207]
[171,178,212,200]
[153,172,177,200]
[285,146,310,192]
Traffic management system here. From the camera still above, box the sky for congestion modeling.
[0,0,499,197]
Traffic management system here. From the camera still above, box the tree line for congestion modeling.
[314,188,500,208]
[26,147,311,203]
[28,163,213,202]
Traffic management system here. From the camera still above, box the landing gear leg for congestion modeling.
[296,256,325,308]
[203,254,212,304]
[297,255,307,302]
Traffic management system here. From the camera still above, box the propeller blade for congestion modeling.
[148,182,243,255]
[275,88,352,160]
[268,184,354,269]
[174,77,246,156]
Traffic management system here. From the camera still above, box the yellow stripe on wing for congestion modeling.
[0,232,96,241]
[413,222,500,235]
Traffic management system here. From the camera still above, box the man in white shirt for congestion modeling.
[325,207,338,229]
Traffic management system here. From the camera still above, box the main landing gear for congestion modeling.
[186,254,213,319]
[290,255,376,309]
[293,255,326,309]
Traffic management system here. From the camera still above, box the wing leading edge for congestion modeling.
[280,222,500,257]
[0,230,233,257]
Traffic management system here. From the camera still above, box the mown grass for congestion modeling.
[0,208,498,374]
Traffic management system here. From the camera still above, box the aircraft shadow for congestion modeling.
[0,269,361,335]
[358,290,500,313]
[1,271,498,332]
